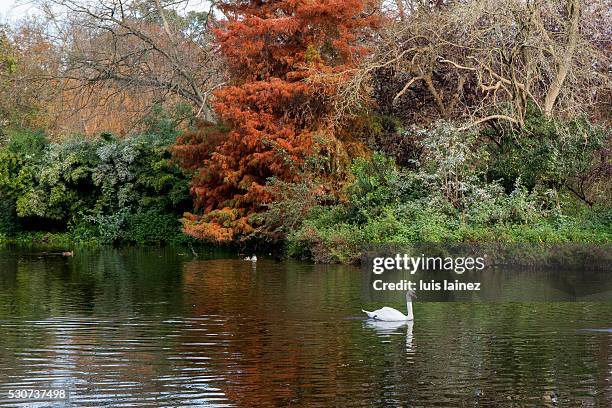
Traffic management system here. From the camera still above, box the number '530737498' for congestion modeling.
[8,389,67,399]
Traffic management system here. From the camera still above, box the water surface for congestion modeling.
[0,247,610,406]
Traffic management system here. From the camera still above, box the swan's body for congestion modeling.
[244,255,257,262]
[362,306,410,321]
[364,319,411,332]
[362,291,415,321]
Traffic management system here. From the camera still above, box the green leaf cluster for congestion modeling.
[0,118,193,245]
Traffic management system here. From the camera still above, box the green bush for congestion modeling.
[0,132,40,201]
[125,210,186,245]
[0,107,194,245]
[5,128,48,156]
[285,120,610,263]
[0,198,19,235]
[256,178,330,240]
[485,109,608,202]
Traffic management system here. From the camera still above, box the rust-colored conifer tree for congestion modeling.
[174,0,378,241]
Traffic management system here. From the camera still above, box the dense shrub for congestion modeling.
[0,129,42,201]
[485,110,610,204]
[125,210,189,245]
[0,129,45,236]
[0,198,19,235]
[254,178,331,242]
[284,120,611,263]
[0,110,193,245]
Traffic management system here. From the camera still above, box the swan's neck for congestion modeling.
[406,300,414,320]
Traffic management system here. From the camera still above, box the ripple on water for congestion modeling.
[0,250,611,407]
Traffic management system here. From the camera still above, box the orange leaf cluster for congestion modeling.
[175,0,379,241]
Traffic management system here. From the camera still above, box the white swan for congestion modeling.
[362,290,416,321]
[243,255,257,262]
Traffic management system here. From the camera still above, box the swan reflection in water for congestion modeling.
[364,319,415,351]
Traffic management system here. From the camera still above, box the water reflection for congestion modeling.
[364,319,415,351]
[0,248,610,406]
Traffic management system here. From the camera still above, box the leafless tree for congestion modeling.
[37,0,227,125]
[339,0,611,128]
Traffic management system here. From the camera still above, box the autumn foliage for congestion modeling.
[174,0,378,241]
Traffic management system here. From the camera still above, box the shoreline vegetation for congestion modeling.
[1,116,609,263]
[1,0,610,264]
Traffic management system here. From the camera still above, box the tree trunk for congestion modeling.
[543,0,580,117]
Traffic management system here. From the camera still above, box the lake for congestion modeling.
[0,247,610,407]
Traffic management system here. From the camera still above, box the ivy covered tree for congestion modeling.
[174,0,379,242]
